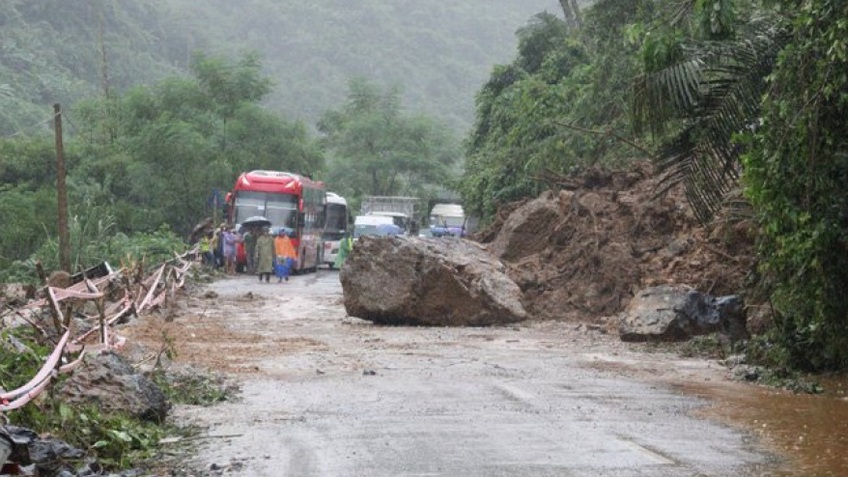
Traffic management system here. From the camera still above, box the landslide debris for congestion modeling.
[341,235,527,326]
[478,163,755,323]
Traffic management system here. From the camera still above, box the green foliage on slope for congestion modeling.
[0,0,562,137]
[742,0,848,370]
[318,78,460,212]
[461,1,652,218]
[0,0,185,136]
[164,0,562,133]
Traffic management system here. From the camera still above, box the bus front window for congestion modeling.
[265,201,297,230]
[324,204,347,240]
[234,192,298,229]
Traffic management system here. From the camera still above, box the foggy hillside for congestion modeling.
[0,1,563,136]
[165,0,564,132]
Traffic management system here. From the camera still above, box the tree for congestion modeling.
[71,53,322,235]
[190,52,272,151]
[743,0,848,370]
[630,1,785,222]
[318,78,459,205]
[461,1,650,220]
[559,0,582,29]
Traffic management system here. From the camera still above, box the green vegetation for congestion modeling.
[0,0,560,136]
[0,329,179,471]
[741,0,848,370]
[318,78,461,211]
[163,0,563,133]
[461,2,653,218]
[152,370,235,407]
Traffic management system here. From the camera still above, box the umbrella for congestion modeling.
[241,216,272,228]
[270,226,295,237]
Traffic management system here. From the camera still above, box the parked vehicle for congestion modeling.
[353,215,401,238]
[227,170,326,273]
[323,192,348,269]
[429,203,467,237]
[361,196,419,235]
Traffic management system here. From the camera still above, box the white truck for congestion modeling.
[360,196,419,235]
[429,203,467,237]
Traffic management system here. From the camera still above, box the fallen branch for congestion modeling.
[555,121,654,157]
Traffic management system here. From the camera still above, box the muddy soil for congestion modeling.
[476,165,757,324]
[119,271,846,477]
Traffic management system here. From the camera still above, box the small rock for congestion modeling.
[363,370,377,376]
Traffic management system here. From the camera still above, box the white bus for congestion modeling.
[322,192,349,269]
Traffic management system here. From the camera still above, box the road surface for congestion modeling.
[136,270,782,476]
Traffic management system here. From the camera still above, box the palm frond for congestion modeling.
[636,17,788,222]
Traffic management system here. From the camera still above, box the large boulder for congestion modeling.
[340,236,527,326]
[618,285,748,342]
[56,352,170,422]
[487,191,565,262]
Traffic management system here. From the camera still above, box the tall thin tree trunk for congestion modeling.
[54,104,71,273]
[559,0,582,29]
[570,0,583,28]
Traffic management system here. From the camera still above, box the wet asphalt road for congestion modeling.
[176,270,776,476]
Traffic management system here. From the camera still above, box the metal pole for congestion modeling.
[54,104,71,273]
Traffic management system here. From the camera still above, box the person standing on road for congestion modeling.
[243,225,258,274]
[199,231,214,267]
[274,229,298,282]
[334,233,354,269]
[212,225,225,270]
[222,226,238,275]
[254,227,275,283]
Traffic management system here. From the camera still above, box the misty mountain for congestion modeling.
[164,0,565,132]
[0,0,563,136]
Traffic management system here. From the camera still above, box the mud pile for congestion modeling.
[478,164,755,322]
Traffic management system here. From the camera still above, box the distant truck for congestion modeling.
[360,196,419,235]
[429,203,467,237]
[353,214,401,238]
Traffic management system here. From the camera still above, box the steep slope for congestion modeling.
[479,165,756,322]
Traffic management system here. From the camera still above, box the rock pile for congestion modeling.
[478,164,755,324]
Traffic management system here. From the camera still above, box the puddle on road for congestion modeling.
[682,376,848,476]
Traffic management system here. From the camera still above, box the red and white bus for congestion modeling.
[227,170,326,273]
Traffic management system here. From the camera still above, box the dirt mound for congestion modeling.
[479,164,755,322]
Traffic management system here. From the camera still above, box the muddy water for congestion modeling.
[683,376,848,477]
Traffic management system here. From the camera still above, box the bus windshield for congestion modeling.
[234,191,298,229]
[324,203,347,240]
